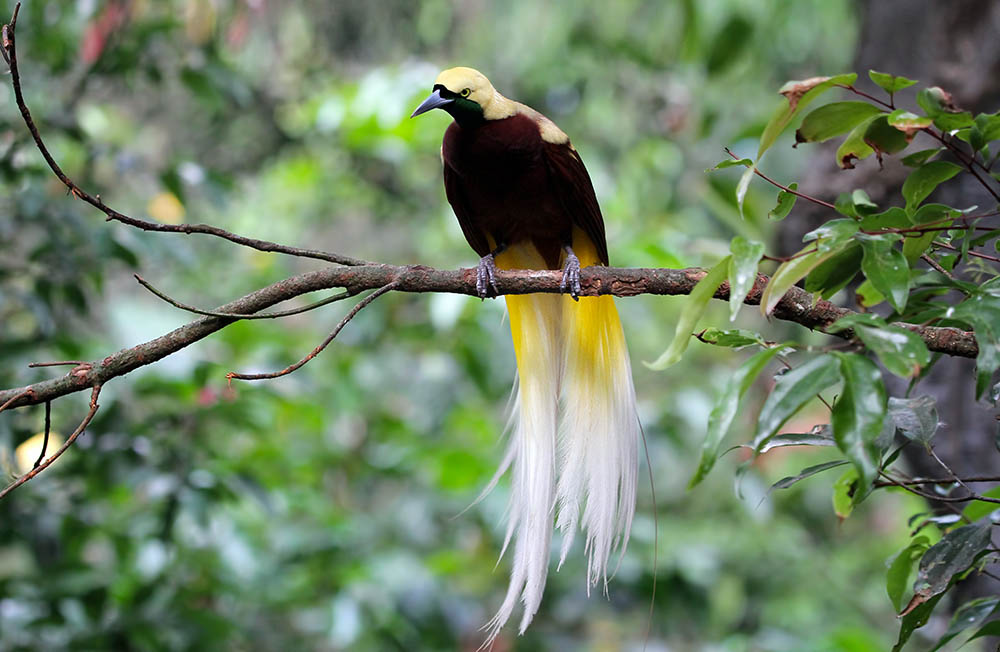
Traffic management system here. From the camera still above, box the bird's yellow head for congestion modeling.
[411,67,514,125]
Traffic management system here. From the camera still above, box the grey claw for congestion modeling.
[476,254,499,298]
[561,251,581,300]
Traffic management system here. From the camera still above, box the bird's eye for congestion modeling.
[460,88,471,98]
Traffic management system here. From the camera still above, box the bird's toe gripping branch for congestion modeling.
[561,245,582,300]
[476,253,500,298]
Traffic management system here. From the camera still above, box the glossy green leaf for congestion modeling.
[859,206,911,231]
[804,242,862,299]
[886,537,929,613]
[905,524,992,617]
[836,113,880,168]
[728,236,765,321]
[736,165,755,219]
[888,396,939,445]
[795,101,882,144]
[832,467,858,519]
[970,112,1000,152]
[768,183,798,220]
[868,70,917,94]
[697,328,767,349]
[862,115,910,162]
[647,256,731,370]
[760,244,844,316]
[893,594,944,652]
[900,148,943,167]
[804,219,859,253]
[831,352,886,494]
[917,87,974,130]
[859,234,909,312]
[710,158,753,170]
[951,291,1000,397]
[770,460,848,491]
[968,620,1000,644]
[887,109,932,137]
[929,596,1000,652]
[902,161,962,213]
[752,354,841,451]
[755,426,834,453]
[828,314,931,377]
[689,346,788,488]
[758,73,858,160]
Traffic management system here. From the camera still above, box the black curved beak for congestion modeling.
[411,89,454,118]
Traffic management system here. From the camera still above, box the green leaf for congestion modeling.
[688,346,788,488]
[709,158,753,170]
[859,234,909,312]
[887,109,932,137]
[647,257,731,370]
[886,537,929,613]
[831,352,886,495]
[916,87,974,130]
[905,524,992,617]
[902,161,962,213]
[836,114,880,168]
[893,594,944,652]
[828,314,931,377]
[736,165,755,219]
[804,242,862,299]
[697,328,768,349]
[832,467,858,519]
[900,148,943,167]
[851,189,879,215]
[962,487,1000,523]
[862,115,910,163]
[803,219,859,253]
[928,596,1000,652]
[888,396,939,446]
[752,354,841,451]
[968,620,1000,644]
[868,70,917,94]
[951,291,1000,397]
[902,203,957,262]
[758,73,858,160]
[768,183,798,220]
[728,237,765,321]
[859,206,911,231]
[795,101,883,144]
[770,460,849,490]
[760,244,844,316]
[755,427,834,453]
[970,112,1000,153]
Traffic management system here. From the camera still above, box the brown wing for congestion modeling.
[543,141,609,265]
[443,161,492,259]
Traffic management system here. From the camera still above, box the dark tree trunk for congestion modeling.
[783,0,1000,637]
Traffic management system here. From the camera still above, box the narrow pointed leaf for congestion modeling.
[886,538,929,613]
[795,101,883,144]
[689,346,788,488]
[928,597,1000,652]
[858,234,909,313]
[770,459,848,490]
[902,161,962,213]
[736,165,755,219]
[758,73,857,159]
[868,70,917,94]
[752,354,841,451]
[646,256,731,370]
[760,244,844,316]
[831,352,886,494]
[728,236,764,321]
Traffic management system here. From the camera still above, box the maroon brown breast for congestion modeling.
[441,113,580,269]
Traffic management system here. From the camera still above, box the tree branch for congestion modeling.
[0,263,979,410]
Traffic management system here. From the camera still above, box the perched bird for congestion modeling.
[412,67,640,642]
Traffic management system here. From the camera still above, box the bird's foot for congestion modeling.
[476,253,499,298]
[561,247,582,300]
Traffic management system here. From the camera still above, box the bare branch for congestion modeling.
[135,275,353,320]
[2,8,364,267]
[228,281,400,381]
[0,263,980,411]
[0,385,102,501]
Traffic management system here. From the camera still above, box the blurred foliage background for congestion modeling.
[0,1,944,650]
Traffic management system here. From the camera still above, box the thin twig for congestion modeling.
[725,148,837,210]
[921,254,954,279]
[227,281,400,381]
[32,400,51,469]
[27,361,86,368]
[2,8,364,267]
[135,275,353,320]
[0,385,101,501]
[0,389,34,413]
[933,241,1000,264]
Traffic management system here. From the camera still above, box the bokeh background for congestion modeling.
[0,1,979,650]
